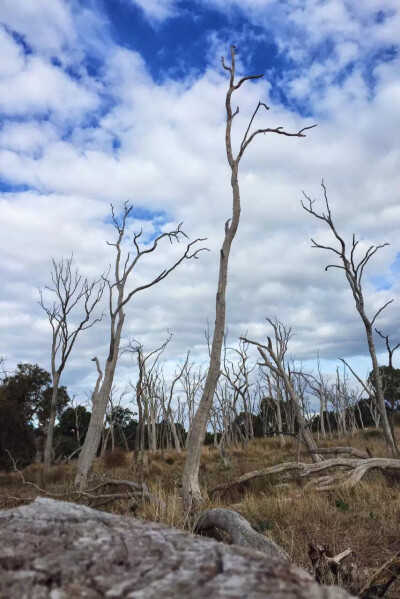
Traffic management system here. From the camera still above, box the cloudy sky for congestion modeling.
[0,0,399,397]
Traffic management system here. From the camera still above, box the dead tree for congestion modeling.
[75,204,206,490]
[302,181,397,456]
[242,319,322,462]
[127,334,172,466]
[181,359,206,449]
[39,256,104,474]
[182,45,315,507]
[375,328,400,451]
[265,372,285,446]
[100,386,129,456]
[222,339,256,445]
[163,352,190,454]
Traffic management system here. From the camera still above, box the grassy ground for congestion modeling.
[1,428,400,595]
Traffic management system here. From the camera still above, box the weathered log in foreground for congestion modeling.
[0,497,353,598]
[195,508,290,561]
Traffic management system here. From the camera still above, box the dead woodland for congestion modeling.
[2,46,400,598]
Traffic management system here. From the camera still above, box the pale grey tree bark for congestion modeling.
[182,46,315,507]
[75,204,206,490]
[302,182,397,456]
[39,256,104,474]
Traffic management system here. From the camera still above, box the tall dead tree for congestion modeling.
[222,339,255,445]
[39,256,104,474]
[375,329,400,451]
[302,181,397,456]
[182,45,315,507]
[126,335,172,466]
[75,204,206,489]
[243,319,322,462]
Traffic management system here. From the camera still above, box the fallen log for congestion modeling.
[209,461,305,496]
[209,457,400,495]
[310,447,371,459]
[0,497,353,598]
[195,508,289,561]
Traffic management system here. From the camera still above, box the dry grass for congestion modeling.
[1,429,400,594]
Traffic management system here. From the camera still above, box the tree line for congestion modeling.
[1,355,399,472]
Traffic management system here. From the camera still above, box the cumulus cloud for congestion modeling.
[122,0,179,22]
[0,0,399,397]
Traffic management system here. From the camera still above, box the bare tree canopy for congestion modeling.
[75,203,207,489]
[39,255,105,474]
[302,181,397,456]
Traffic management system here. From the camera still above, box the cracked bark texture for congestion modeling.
[0,498,353,599]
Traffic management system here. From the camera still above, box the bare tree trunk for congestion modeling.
[275,382,284,447]
[169,412,181,453]
[182,45,313,507]
[34,429,46,463]
[182,210,235,504]
[365,322,395,454]
[150,406,157,453]
[279,368,322,462]
[319,394,326,438]
[75,314,123,490]
[43,373,60,473]
[276,400,284,447]
[133,394,143,466]
[182,90,242,506]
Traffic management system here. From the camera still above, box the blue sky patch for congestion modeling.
[0,180,33,193]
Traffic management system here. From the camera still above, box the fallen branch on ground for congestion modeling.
[209,457,400,495]
[209,462,306,496]
[4,450,165,512]
[85,478,166,512]
[310,447,372,459]
[195,508,289,561]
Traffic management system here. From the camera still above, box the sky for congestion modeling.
[0,0,400,400]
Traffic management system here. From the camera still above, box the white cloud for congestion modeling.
[0,0,75,54]
[0,53,99,120]
[123,0,179,22]
[202,0,400,116]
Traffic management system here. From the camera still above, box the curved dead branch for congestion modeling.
[209,462,306,496]
[209,457,400,495]
[195,508,289,561]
